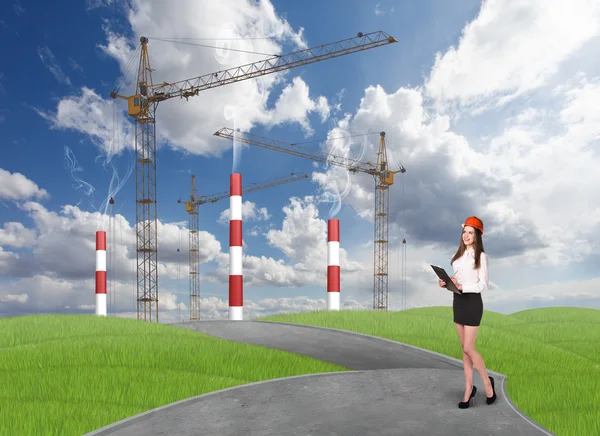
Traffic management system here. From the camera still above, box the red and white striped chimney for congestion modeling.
[327,219,340,311]
[95,230,107,316]
[229,173,243,320]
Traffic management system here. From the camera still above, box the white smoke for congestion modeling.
[96,149,134,219]
[214,24,275,174]
[64,146,96,209]
[63,101,135,231]
[97,102,135,219]
[317,121,369,219]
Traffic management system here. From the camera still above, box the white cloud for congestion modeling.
[0,293,28,304]
[0,274,183,317]
[425,0,600,113]
[265,196,363,273]
[1,189,597,318]
[486,277,600,305]
[559,76,600,143]
[0,246,19,275]
[218,200,270,225]
[374,3,393,17]
[0,191,368,316]
[315,96,331,123]
[253,76,331,136]
[0,275,79,314]
[311,69,600,271]
[0,222,37,248]
[37,45,71,85]
[1,201,223,282]
[0,168,49,201]
[213,251,301,287]
[210,196,365,289]
[40,0,336,160]
[35,87,133,158]
[68,57,84,72]
[85,0,113,11]
[478,76,600,266]
[213,196,369,287]
[172,295,372,321]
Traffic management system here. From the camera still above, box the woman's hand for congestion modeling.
[438,279,446,288]
[450,276,463,291]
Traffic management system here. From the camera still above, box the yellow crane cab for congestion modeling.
[383,170,394,185]
[127,94,149,117]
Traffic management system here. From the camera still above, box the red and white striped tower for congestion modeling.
[95,230,107,316]
[229,173,243,320]
[327,219,340,310]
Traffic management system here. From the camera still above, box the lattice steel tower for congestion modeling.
[111,37,159,322]
[373,131,391,310]
[177,175,201,321]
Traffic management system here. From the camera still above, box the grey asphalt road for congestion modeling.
[85,320,555,436]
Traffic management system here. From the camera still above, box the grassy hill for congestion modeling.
[259,306,600,436]
[0,314,348,435]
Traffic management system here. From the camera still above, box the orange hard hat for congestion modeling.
[462,216,484,234]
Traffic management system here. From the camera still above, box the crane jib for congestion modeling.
[214,128,379,175]
[147,31,397,100]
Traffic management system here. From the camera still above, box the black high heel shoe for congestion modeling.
[458,385,477,409]
[486,376,497,405]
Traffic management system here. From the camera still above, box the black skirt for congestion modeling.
[453,292,483,326]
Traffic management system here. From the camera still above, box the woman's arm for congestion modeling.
[461,253,489,293]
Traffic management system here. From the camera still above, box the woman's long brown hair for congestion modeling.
[451,227,485,269]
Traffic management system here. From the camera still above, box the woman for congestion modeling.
[438,216,496,409]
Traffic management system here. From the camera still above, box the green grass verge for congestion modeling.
[257,306,600,436]
[0,314,349,436]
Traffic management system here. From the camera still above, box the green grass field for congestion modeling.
[1,307,597,436]
[0,314,349,435]
[258,306,600,436]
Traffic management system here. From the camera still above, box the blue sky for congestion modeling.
[1,0,600,321]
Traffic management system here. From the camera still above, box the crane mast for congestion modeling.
[179,175,201,321]
[111,31,397,321]
[110,37,160,322]
[373,132,391,310]
[213,128,405,310]
[178,172,309,321]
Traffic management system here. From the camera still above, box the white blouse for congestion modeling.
[451,248,489,293]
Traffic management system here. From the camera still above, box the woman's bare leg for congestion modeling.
[455,323,474,401]
[463,325,493,397]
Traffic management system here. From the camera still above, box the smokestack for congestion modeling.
[229,173,243,320]
[327,219,340,310]
[96,230,107,316]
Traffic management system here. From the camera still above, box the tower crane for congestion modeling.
[213,128,405,311]
[110,31,397,322]
[177,172,309,321]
